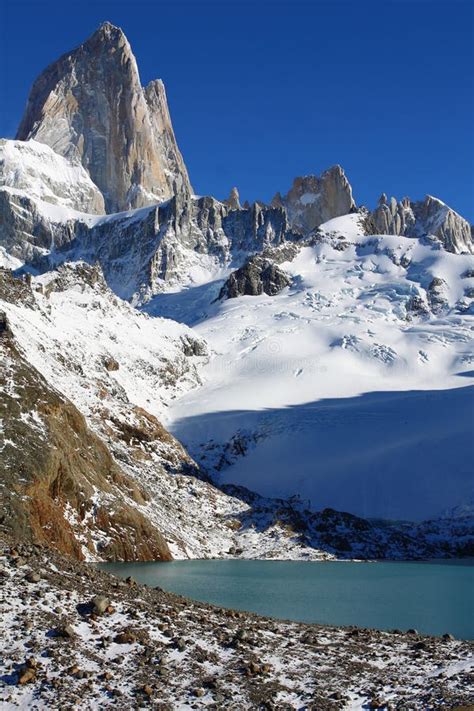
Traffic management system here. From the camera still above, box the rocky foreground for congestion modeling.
[0,539,473,710]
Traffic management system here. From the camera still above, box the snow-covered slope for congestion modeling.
[3,260,469,559]
[164,215,474,521]
[0,264,375,561]
[0,139,105,214]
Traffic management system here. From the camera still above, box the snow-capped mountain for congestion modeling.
[16,21,191,212]
[0,21,472,562]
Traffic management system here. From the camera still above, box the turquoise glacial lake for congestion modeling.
[99,559,474,639]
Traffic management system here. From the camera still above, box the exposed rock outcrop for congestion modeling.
[371,193,415,236]
[0,323,172,561]
[427,276,449,313]
[412,195,473,254]
[274,166,356,235]
[80,196,293,299]
[0,186,294,300]
[219,255,291,299]
[225,186,241,210]
[370,193,473,254]
[0,188,79,263]
[16,22,191,212]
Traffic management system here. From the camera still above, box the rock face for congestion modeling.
[0,284,172,561]
[0,139,105,214]
[1,186,293,300]
[371,193,473,254]
[78,196,292,299]
[16,22,191,213]
[274,166,356,235]
[412,195,473,254]
[0,265,214,560]
[225,186,241,210]
[0,189,80,263]
[219,255,291,299]
[371,193,415,236]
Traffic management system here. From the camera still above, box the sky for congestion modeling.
[0,0,473,220]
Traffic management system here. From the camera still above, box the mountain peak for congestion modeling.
[280,167,356,234]
[87,21,129,50]
[16,24,191,213]
[96,20,122,35]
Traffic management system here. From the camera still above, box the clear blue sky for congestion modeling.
[1,0,473,220]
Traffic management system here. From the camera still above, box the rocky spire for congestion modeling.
[279,166,356,235]
[226,186,241,210]
[270,192,284,208]
[16,22,192,213]
[370,193,473,254]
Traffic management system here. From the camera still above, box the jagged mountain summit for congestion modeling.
[272,166,356,234]
[0,21,470,303]
[370,192,473,254]
[16,21,191,213]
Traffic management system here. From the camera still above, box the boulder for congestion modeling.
[219,256,291,299]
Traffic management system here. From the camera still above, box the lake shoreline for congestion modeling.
[2,537,474,709]
[98,558,474,640]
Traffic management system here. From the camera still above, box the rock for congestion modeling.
[16,22,191,212]
[370,194,415,237]
[369,193,472,254]
[125,576,136,587]
[442,633,455,641]
[406,293,430,318]
[174,637,186,652]
[246,660,262,675]
[219,255,291,299]
[193,687,205,697]
[103,356,119,372]
[181,335,208,357]
[18,667,36,685]
[142,684,153,697]
[226,187,241,210]
[413,195,473,254]
[427,277,449,313]
[0,183,293,299]
[25,571,41,583]
[280,166,356,235]
[91,595,110,615]
[56,624,76,639]
[413,641,428,651]
[114,629,137,644]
